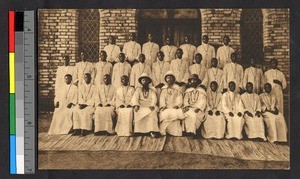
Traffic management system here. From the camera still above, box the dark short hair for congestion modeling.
[65,74,72,79]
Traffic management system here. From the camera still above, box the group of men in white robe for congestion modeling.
[48,33,288,143]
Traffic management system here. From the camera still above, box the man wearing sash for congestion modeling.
[49,74,77,135]
[196,35,216,69]
[201,81,226,139]
[152,51,170,95]
[130,54,152,88]
[159,71,186,136]
[103,36,121,65]
[74,52,94,86]
[142,33,159,67]
[161,36,177,63]
[73,73,95,136]
[216,35,235,69]
[55,55,76,93]
[202,58,224,92]
[180,36,196,66]
[241,82,266,141]
[243,58,264,94]
[189,53,207,82]
[123,33,141,66]
[94,74,116,135]
[94,50,113,86]
[115,75,135,136]
[111,53,131,88]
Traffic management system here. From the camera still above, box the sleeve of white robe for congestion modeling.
[94,87,101,106]
[242,69,249,89]
[175,90,183,107]
[260,94,267,112]
[130,65,136,87]
[70,86,78,105]
[78,88,84,104]
[159,89,167,108]
[221,93,231,114]
[279,71,287,90]
[196,91,207,111]
[150,89,157,107]
[135,44,142,60]
[108,88,116,107]
[115,89,123,108]
[237,96,244,113]
[256,95,262,112]
[111,65,117,87]
[131,88,140,106]
[87,87,95,106]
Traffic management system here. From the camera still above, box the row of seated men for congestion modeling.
[48,71,288,143]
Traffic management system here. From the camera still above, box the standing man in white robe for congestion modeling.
[241,82,266,141]
[123,33,141,66]
[132,73,160,138]
[115,75,135,137]
[73,73,95,136]
[130,54,151,88]
[216,35,235,69]
[222,81,245,139]
[55,55,76,93]
[183,74,206,139]
[264,58,287,115]
[202,58,224,92]
[189,53,207,82]
[49,74,77,135]
[161,36,177,63]
[196,35,216,69]
[201,81,226,139]
[103,36,121,65]
[152,51,170,95]
[94,74,116,136]
[180,36,196,66]
[142,33,159,67]
[74,52,94,86]
[111,53,131,88]
[94,50,113,86]
[243,58,264,94]
[159,71,186,136]
[260,83,288,143]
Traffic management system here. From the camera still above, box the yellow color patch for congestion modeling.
[9,53,15,93]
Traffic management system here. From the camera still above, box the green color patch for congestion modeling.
[10,94,16,134]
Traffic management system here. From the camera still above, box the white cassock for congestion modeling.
[103,44,121,63]
[196,43,216,69]
[183,87,206,134]
[170,58,189,84]
[189,63,207,82]
[159,85,185,136]
[142,42,160,67]
[111,62,131,88]
[130,63,152,88]
[152,61,170,95]
[48,83,77,134]
[264,69,287,115]
[123,41,142,62]
[74,61,94,86]
[115,85,135,136]
[94,61,112,86]
[55,65,76,92]
[94,84,116,134]
[222,91,245,139]
[260,92,287,143]
[223,62,244,91]
[243,67,264,94]
[73,83,95,131]
[161,45,178,63]
[132,87,160,133]
[216,45,235,69]
[241,93,266,140]
[201,91,226,139]
[202,67,224,92]
[180,44,196,66]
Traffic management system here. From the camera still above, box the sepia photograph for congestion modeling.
[38,8,290,170]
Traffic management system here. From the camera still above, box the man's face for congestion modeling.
[141,78,150,86]
[229,82,236,92]
[139,54,145,63]
[80,53,85,61]
[176,49,183,59]
[100,52,107,61]
[184,36,190,44]
[210,82,218,92]
[271,60,278,69]
[129,33,135,41]
[265,83,272,93]
[119,54,125,63]
[157,52,164,61]
[223,37,230,45]
[64,76,72,84]
[103,75,111,85]
[202,35,209,44]
[250,58,255,66]
[231,54,237,63]
[84,74,91,84]
[195,54,202,64]
[166,75,175,86]
[211,59,218,68]
[147,34,153,42]
[166,37,170,45]
[121,76,129,86]
[109,36,114,44]
[64,57,70,66]
[189,78,198,87]
[246,83,253,93]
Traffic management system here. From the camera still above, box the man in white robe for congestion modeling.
[103,36,121,64]
[111,53,131,88]
[222,81,245,139]
[180,36,196,66]
[189,53,207,82]
[94,74,116,135]
[55,55,76,92]
[130,54,151,88]
[196,35,216,69]
[183,74,206,139]
[216,35,235,69]
[264,58,287,115]
[159,71,186,136]
[152,51,170,95]
[73,73,95,136]
[74,52,94,86]
[243,58,264,94]
[260,83,287,143]
[94,50,113,86]
[142,33,159,67]
[223,52,244,93]
[161,36,177,63]
[202,58,224,92]
[123,33,141,66]
[49,74,77,135]
[201,81,226,139]
[241,82,266,141]
[132,73,160,138]
[115,75,135,136]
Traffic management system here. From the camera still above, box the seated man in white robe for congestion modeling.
[260,83,288,143]
[130,54,151,88]
[115,75,135,136]
[74,52,94,86]
[142,33,159,67]
[202,58,224,92]
[111,53,131,88]
[180,35,196,66]
[183,74,206,139]
[222,81,245,139]
[49,74,77,135]
[196,35,216,69]
[264,58,287,115]
[132,73,160,138]
[159,71,186,136]
[55,55,76,92]
[73,73,95,136]
[94,50,113,86]
[123,33,142,66]
[94,74,116,136]
[201,81,226,139]
[103,36,121,65]
[160,36,177,63]
[216,35,235,69]
[241,82,266,141]
[189,53,207,82]
[152,51,170,95]
[243,58,264,94]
